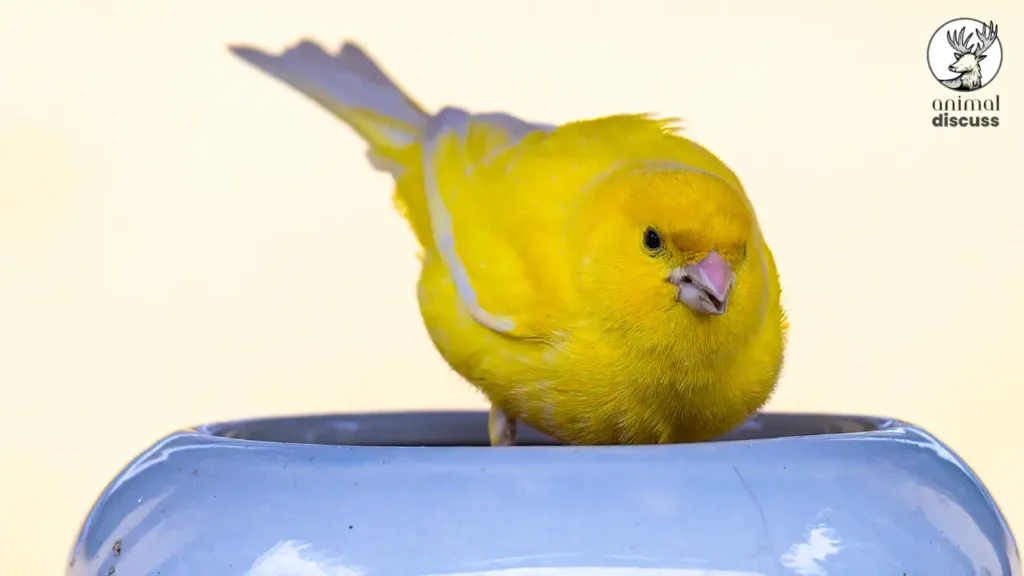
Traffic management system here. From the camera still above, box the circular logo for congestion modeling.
[927,18,1002,91]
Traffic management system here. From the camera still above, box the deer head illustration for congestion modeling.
[945,21,998,89]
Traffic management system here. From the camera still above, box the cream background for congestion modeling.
[1,0,1021,573]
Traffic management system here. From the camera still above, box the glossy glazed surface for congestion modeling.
[67,411,1020,576]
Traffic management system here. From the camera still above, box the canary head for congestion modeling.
[572,167,762,349]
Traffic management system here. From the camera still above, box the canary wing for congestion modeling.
[419,107,565,339]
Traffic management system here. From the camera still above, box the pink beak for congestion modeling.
[671,250,735,315]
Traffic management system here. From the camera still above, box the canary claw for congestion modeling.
[488,405,517,446]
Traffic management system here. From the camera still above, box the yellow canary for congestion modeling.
[230,40,788,446]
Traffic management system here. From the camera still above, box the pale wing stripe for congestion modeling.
[422,107,516,334]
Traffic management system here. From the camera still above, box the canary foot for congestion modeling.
[488,405,517,446]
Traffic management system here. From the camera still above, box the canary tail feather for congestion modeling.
[229,40,429,175]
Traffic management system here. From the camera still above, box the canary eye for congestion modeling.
[642,227,662,253]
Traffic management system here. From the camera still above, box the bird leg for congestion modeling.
[488,404,517,446]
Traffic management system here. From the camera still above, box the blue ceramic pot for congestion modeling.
[67,411,1019,576]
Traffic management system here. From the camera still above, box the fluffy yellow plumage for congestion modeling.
[230,40,788,446]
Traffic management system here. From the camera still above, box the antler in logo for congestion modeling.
[941,21,999,91]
